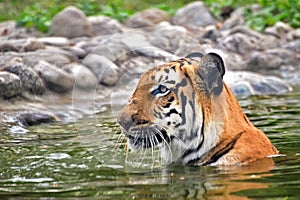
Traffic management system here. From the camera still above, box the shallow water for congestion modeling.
[0,93,300,199]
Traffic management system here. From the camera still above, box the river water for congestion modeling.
[0,92,299,199]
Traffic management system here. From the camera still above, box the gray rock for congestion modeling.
[221,5,261,30]
[282,39,300,53]
[224,71,292,96]
[264,22,292,38]
[126,8,170,28]
[246,48,300,72]
[17,111,57,126]
[4,61,46,95]
[172,1,216,28]
[218,26,278,55]
[63,63,97,90]
[120,31,177,60]
[0,21,16,36]
[0,71,22,99]
[82,54,119,86]
[88,16,124,36]
[221,7,245,30]
[50,6,92,38]
[33,61,74,93]
[21,38,45,52]
[148,22,204,56]
[37,37,71,47]
[91,39,129,62]
[0,39,26,52]
[23,49,75,68]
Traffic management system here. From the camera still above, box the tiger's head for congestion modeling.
[118,52,228,164]
[117,52,278,165]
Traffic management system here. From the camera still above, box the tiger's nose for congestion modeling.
[117,108,134,132]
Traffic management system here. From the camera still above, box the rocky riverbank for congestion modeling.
[0,2,299,128]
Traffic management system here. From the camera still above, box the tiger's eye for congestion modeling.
[159,85,168,93]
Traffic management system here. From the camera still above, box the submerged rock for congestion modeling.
[17,111,57,126]
[225,71,292,96]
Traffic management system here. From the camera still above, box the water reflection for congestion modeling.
[0,93,299,199]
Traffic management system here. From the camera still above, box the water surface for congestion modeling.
[0,93,299,199]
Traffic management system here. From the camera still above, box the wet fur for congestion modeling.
[118,53,278,166]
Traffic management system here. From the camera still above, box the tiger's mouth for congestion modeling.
[123,126,171,149]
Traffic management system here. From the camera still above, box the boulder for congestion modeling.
[0,71,22,99]
[33,61,74,93]
[4,61,46,95]
[246,48,300,72]
[63,63,97,90]
[172,1,216,28]
[50,6,92,38]
[218,26,278,55]
[82,54,119,86]
[88,15,124,36]
[126,8,170,28]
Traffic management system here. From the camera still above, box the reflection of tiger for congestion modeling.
[117,52,278,165]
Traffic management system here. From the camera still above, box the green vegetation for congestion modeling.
[0,0,299,32]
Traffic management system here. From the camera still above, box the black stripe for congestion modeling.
[187,131,245,165]
[181,107,205,159]
[203,131,244,165]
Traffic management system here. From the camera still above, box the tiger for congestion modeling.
[117,52,278,166]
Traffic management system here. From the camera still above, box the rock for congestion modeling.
[22,49,75,68]
[221,5,261,30]
[33,61,74,93]
[218,26,278,55]
[91,39,129,62]
[172,1,216,28]
[224,71,292,96]
[148,22,205,56]
[264,22,292,38]
[0,21,16,36]
[246,48,300,73]
[4,61,46,95]
[126,8,170,28]
[0,71,22,99]
[82,54,119,86]
[88,16,124,36]
[37,37,71,47]
[50,6,92,38]
[221,7,245,30]
[286,28,300,41]
[17,111,57,126]
[21,38,45,52]
[282,39,300,53]
[120,31,177,60]
[63,63,97,90]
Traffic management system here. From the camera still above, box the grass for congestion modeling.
[0,0,299,32]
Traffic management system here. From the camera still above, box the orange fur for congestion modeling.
[118,55,278,166]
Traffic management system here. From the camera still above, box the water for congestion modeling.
[0,93,299,199]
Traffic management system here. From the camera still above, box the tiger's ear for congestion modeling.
[198,53,225,96]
